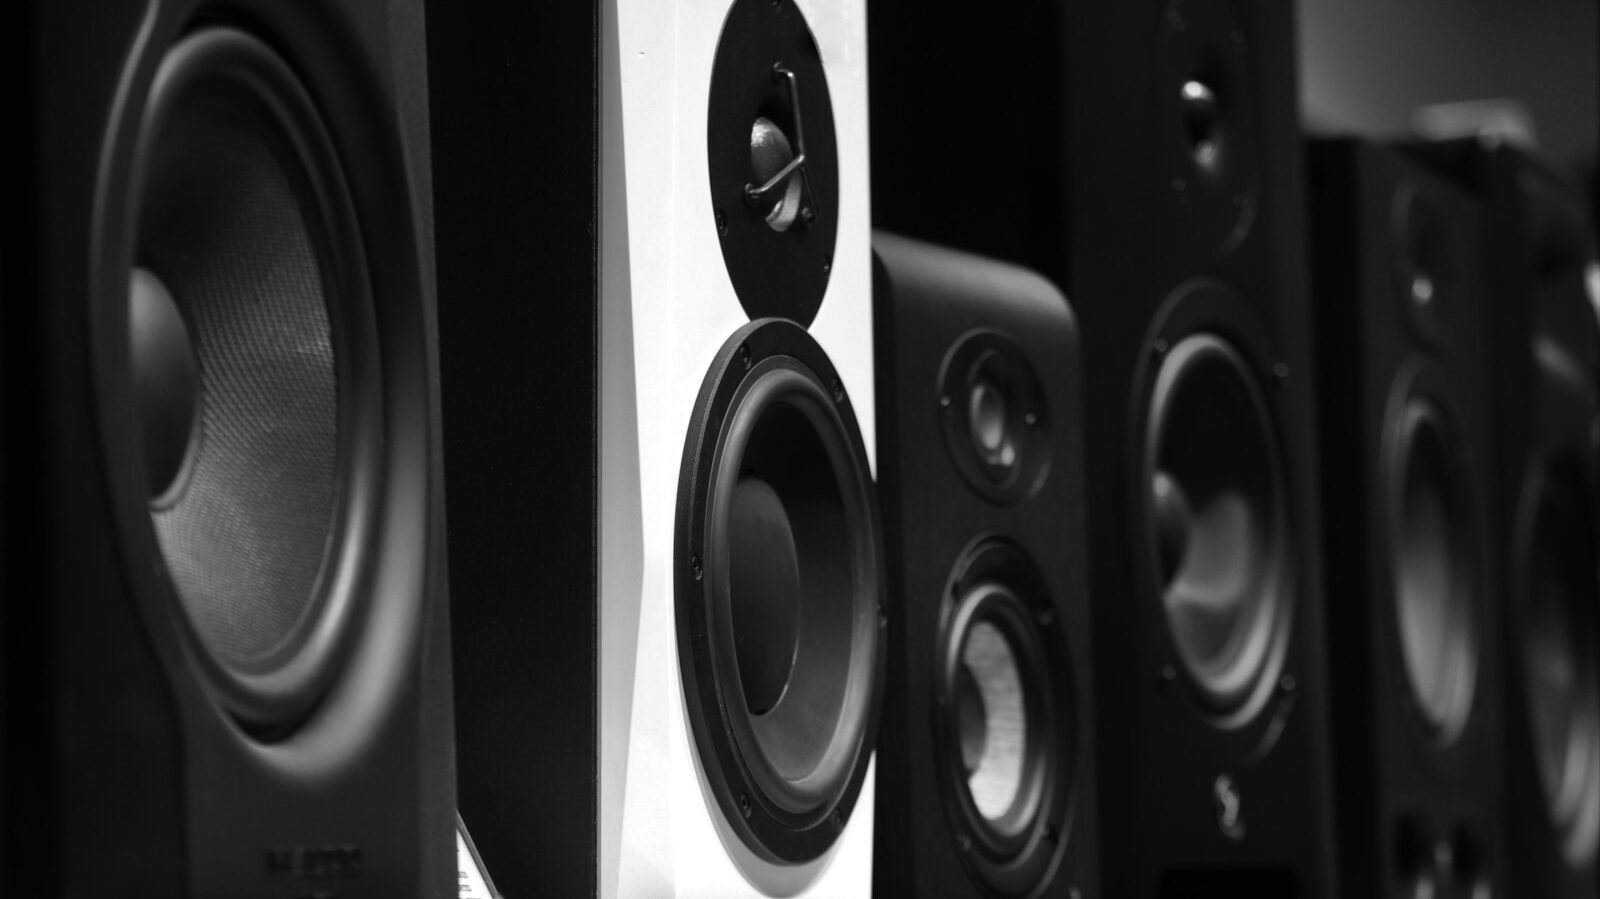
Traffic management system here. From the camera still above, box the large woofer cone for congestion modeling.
[1141,333,1291,719]
[1515,457,1600,868]
[123,29,380,730]
[936,539,1074,896]
[1384,393,1478,743]
[678,319,884,864]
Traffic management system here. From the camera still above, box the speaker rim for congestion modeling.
[933,536,1076,897]
[1129,279,1298,737]
[1380,362,1483,749]
[88,18,427,750]
[1512,453,1600,869]
[936,328,1053,508]
[676,317,886,865]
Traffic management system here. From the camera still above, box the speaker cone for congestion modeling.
[1516,457,1600,868]
[678,319,883,864]
[1385,394,1478,743]
[936,539,1074,895]
[939,330,1051,505]
[1141,333,1290,719]
[122,28,379,730]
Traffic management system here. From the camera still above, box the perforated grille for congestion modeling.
[138,84,343,673]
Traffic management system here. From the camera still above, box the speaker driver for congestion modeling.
[677,318,884,864]
[938,331,1051,506]
[1383,391,1479,743]
[936,538,1074,896]
[1515,456,1600,868]
[123,28,379,731]
[1141,332,1290,720]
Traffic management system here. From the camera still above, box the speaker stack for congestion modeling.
[1411,138,1600,899]
[871,233,1099,899]
[1305,138,1504,899]
[438,0,884,894]
[871,2,1337,894]
[6,0,454,895]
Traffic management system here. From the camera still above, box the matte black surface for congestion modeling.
[1306,138,1504,899]
[873,233,1098,899]
[870,2,1336,894]
[1408,138,1600,899]
[428,0,599,894]
[7,1,454,894]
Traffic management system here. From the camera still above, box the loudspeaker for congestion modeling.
[871,232,1098,899]
[436,0,883,894]
[1410,138,1600,899]
[870,1,1337,894]
[1305,138,1505,899]
[5,1,453,894]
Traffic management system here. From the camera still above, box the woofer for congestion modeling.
[1140,331,1291,721]
[677,318,884,864]
[116,28,381,731]
[936,538,1074,896]
[1515,456,1600,868]
[1384,387,1479,744]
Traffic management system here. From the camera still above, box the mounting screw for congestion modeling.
[822,254,832,274]
[739,344,752,370]
[1279,674,1297,694]
[831,378,845,404]
[1037,606,1056,627]
[1159,664,1178,688]
[691,554,704,581]
[801,205,816,226]
[955,833,973,853]
[832,808,845,829]
[1152,338,1170,358]
[739,793,753,819]
[715,209,728,236]
[1213,773,1245,840]
[877,605,888,628]
[1272,361,1290,384]
[1025,411,1040,429]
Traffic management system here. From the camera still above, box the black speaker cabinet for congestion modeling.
[870,233,1098,899]
[1409,138,1600,899]
[870,1,1337,895]
[428,0,599,894]
[5,0,453,895]
[1305,138,1505,899]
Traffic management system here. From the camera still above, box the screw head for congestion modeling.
[739,344,752,370]
[691,554,704,581]
[715,209,728,236]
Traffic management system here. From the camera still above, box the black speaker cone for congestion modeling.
[678,319,883,863]
[1386,397,1478,743]
[936,539,1074,895]
[1517,457,1600,868]
[939,332,1051,505]
[123,28,378,729]
[1143,333,1290,717]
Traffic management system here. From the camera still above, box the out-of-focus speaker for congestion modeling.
[436,0,883,894]
[1410,138,1600,899]
[4,1,453,894]
[1306,138,1505,899]
[870,1,1337,894]
[871,232,1098,899]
